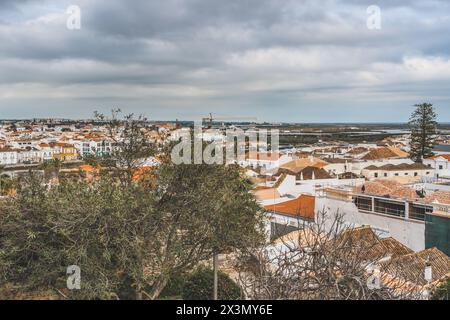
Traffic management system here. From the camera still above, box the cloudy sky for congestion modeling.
[0,0,449,122]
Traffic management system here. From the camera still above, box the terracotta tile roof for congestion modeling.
[280,157,328,171]
[380,247,450,286]
[356,179,450,204]
[298,166,333,180]
[427,154,450,161]
[347,147,368,155]
[132,166,156,181]
[336,226,381,252]
[362,147,407,160]
[264,194,315,220]
[387,146,409,158]
[379,237,414,258]
[355,179,422,200]
[375,163,429,171]
[425,191,450,205]
[332,226,413,261]
[354,180,392,196]
[0,147,20,152]
[79,164,99,173]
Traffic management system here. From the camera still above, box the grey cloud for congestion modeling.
[0,0,449,121]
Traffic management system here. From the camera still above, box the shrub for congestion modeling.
[181,268,241,300]
[159,273,187,299]
[431,277,449,300]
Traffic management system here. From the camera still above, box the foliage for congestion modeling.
[144,161,265,299]
[181,268,241,300]
[93,109,156,185]
[431,277,449,300]
[409,103,438,162]
[0,173,156,299]
[0,112,264,300]
[158,273,187,299]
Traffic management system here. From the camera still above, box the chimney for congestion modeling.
[424,256,432,283]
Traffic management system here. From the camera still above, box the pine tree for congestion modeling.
[408,103,438,162]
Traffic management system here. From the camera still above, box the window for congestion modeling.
[384,173,388,177]
[409,204,433,221]
[414,172,418,176]
[374,173,378,178]
[439,165,443,170]
[374,198,406,217]
[395,173,399,176]
[353,196,373,212]
[405,173,408,176]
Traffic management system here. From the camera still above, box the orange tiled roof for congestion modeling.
[281,158,328,171]
[427,154,450,161]
[79,164,99,173]
[362,147,407,160]
[380,247,450,286]
[132,166,155,181]
[264,194,315,220]
[425,191,450,205]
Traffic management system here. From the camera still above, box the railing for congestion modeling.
[373,205,405,218]
[409,204,433,221]
[355,202,372,212]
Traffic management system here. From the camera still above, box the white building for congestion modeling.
[17,147,43,164]
[318,189,428,251]
[37,143,54,161]
[423,154,450,178]
[0,148,19,165]
[242,152,292,170]
[361,163,433,181]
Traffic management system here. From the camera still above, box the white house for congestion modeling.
[37,143,54,161]
[0,148,19,165]
[361,163,433,181]
[18,147,43,164]
[423,154,450,178]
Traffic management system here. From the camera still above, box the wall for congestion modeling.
[425,214,450,256]
[316,196,426,251]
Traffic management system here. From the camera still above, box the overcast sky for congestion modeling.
[0,0,449,122]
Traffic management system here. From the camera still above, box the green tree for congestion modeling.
[93,109,156,185]
[409,103,438,162]
[181,268,241,300]
[0,113,264,300]
[0,173,157,300]
[431,277,449,300]
[145,161,265,299]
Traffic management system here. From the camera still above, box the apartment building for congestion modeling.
[51,142,78,161]
[78,140,113,157]
[319,183,450,254]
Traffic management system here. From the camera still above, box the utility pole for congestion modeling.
[213,252,219,300]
